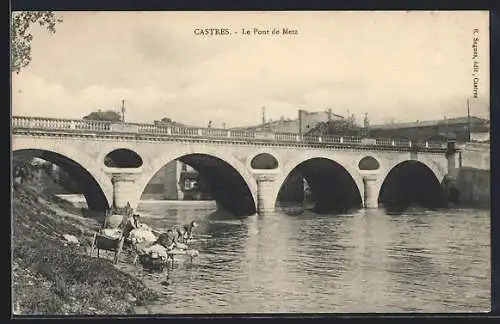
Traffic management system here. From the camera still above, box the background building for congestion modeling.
[368,116,490,143]
[142,161,211,201]
[231,109,344,134]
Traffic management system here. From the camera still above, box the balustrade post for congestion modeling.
[340,136,344,144]
[227,130,231,138]
[391,140,395,146]
[409,141,412,148]
[318,136,322,143]
[167,127,172,135]
[296,134,300,142]
[198,129,203,136]
[425,141,429,148]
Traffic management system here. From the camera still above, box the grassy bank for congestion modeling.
[12,181,159,315]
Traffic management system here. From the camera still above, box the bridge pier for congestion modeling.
[254,172,278,215]
[110,171,142,211]
[362,173,379,209]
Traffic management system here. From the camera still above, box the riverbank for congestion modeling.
[12,181,160,315]
[56,194,217,208]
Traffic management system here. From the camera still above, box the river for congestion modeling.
[120,202,490,314]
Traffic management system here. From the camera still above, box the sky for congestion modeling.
[11,11,490,128]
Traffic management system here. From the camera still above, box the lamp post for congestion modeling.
[121,99,126,123]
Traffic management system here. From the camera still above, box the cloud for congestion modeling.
[12,11,490,128]
[12,72,178,121]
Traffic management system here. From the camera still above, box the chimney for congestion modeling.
[364,113,369,128]
[328,109,332,121]
[261,106,266,126]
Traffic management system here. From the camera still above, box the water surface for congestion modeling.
[132,203,490,313]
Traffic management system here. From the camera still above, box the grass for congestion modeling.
[12,181,159,315]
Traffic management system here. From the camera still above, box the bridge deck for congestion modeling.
[12,116,450,153]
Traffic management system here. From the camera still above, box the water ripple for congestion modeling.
[135,204,490,313]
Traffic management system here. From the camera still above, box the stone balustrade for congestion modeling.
[12,115,449,151]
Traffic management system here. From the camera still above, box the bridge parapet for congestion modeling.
[12,116,447,152]
[13,115,112,131]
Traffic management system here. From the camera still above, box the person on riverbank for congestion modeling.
[175,221,199,243]
[155,229,178,251]
[123,213,141,239]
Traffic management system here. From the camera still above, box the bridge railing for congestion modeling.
[229,130,256,140]
[275,132,298,142]
[171,126,199,137]
[12,116,112,131]
[12,116,448,150]
[136,123,167,134]
[201,128,230,138]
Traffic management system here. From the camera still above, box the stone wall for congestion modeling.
[459,142,490,170]
[299,110,342,135]
[454,167,490,208]
[452,143,490,208]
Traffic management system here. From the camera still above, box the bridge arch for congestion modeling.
[379,155,447,186]
[273,153,364,213]
[378,157,447,209]
[135,147,258,217]
[12,138,113,211]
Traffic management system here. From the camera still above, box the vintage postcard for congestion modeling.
[11,11,490,315]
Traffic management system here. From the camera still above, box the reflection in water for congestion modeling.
[135,203,490,314]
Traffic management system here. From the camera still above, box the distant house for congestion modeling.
[369,116,489,143]
[298,109,344,135]
[305,115,489,143]
[231,109,344,134]
[232,117,299,133]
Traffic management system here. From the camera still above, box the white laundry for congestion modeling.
[128,228,157,244]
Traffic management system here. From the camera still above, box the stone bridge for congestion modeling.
[12,116,460,216]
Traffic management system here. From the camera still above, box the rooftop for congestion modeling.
[231,118,297,131]
[231,109,344,131]
[371,116,489,130]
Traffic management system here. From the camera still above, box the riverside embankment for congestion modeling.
[454,142,490,208]
[11,178,160,315]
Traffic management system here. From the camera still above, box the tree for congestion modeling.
[83,110,122,122]
[307,119,363,137]
[11,11,63,74]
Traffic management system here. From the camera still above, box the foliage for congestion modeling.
[11,11,63,74]
[13,158,80,194]
[309,119,365,137]
[155,117,185,128]
[83,110,122,122]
